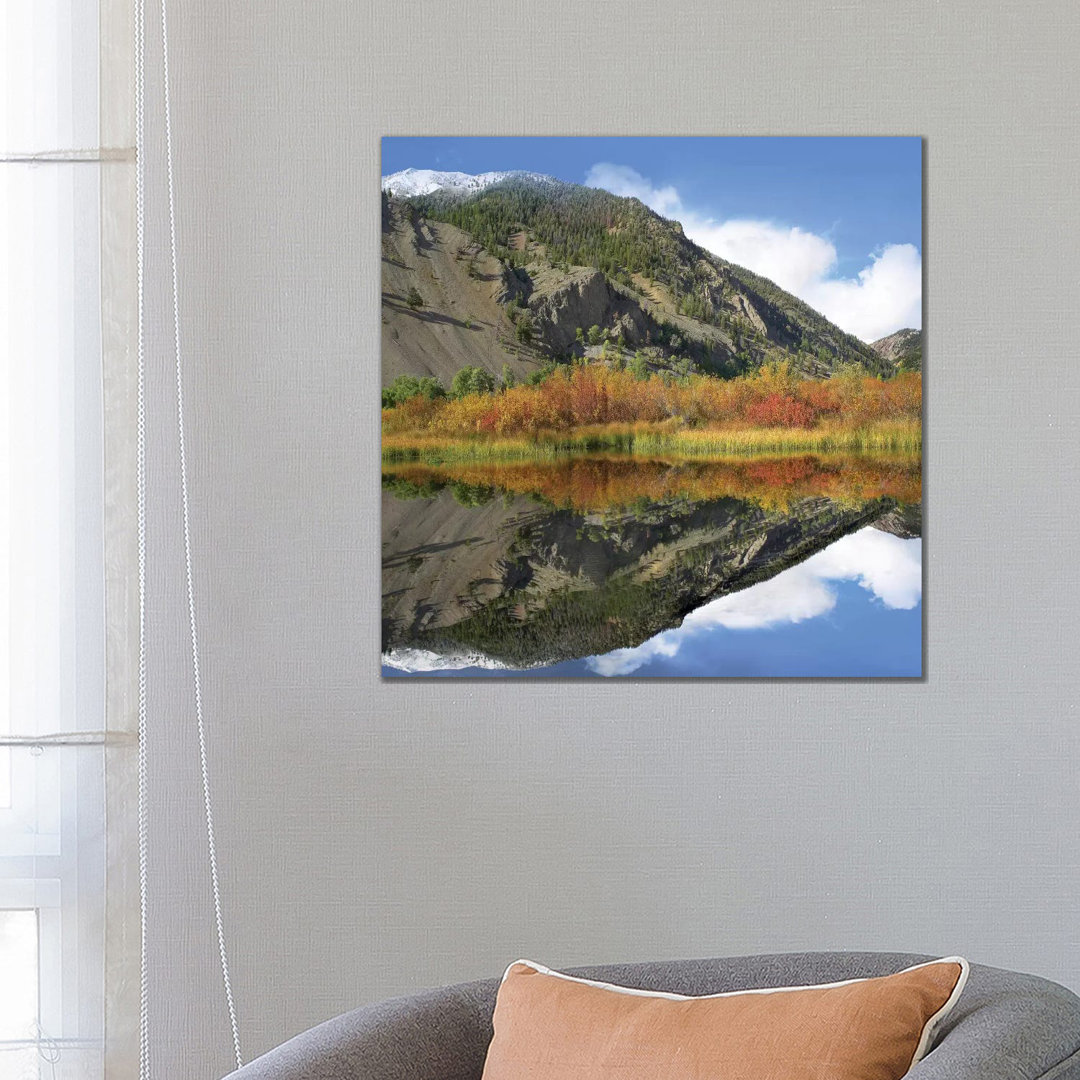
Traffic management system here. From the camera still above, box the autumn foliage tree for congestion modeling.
[383,360,921,441]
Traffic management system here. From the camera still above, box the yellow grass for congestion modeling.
[381,419,921,464]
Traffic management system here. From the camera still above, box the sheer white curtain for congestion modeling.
[1,2,129,1078]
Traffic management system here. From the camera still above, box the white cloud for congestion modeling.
[686,218,837,296]
[583,163,921,343]
[588,633,680,677]
[585,526,921,675]
[583,163,683,218]
[804,244,922,345]
[806,526,923,609]
[681,566,837,631]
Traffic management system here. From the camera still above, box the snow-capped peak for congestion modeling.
[382,647,516,673]
[381,168,556,198]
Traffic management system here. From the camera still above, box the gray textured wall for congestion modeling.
[134,2,1080,1077]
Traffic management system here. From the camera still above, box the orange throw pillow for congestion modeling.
[481,957,968,1080]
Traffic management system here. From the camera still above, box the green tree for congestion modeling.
[896,346,922,374]
[381,374,445,408]
[405,286,423,310]
[450,482,496,507]
[526,361,558,386]
[671,356,696,383]
[515,312,534,343]
[587,325,603,346]
[450,365,496,398]
[628,351,649,380]
[501,363,516,390]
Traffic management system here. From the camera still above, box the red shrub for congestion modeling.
[742,393,817,428]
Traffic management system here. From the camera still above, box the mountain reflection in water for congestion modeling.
[381,454,921,678]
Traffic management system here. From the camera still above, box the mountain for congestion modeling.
[870,328,922,371]
[382,480,913,667]
[381,172,892,388]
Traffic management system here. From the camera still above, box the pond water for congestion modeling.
[381,455,921,679]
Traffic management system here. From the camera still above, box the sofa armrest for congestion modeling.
[221,979,496,1080]
[909,966,1080,1080]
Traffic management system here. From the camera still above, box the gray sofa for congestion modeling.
[224,952,1080,1079]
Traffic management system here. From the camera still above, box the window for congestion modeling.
[2,2,109,1077]
[0,910,39,1077]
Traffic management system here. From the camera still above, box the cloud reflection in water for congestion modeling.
[587,526,921,676]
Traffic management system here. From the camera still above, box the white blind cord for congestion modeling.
[158,0,244,1067]
[134,0,151,1074]
[135,0,244,1071]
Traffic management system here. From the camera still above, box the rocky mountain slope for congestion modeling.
[382,174,894,388]
[870,327,922,371]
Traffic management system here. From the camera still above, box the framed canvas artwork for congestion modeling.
[380,137,922,678]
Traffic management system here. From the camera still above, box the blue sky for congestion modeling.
[382,137,923,342]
